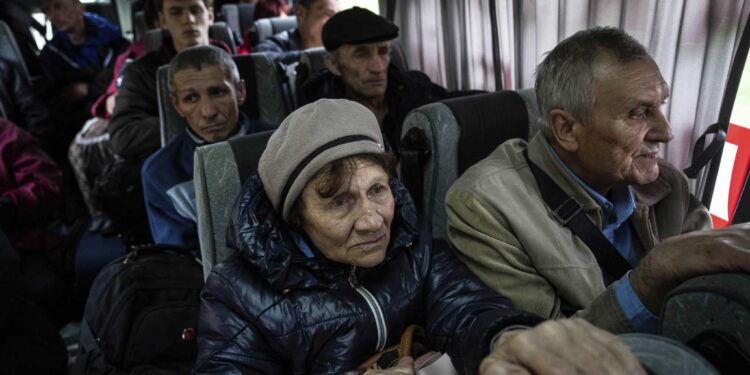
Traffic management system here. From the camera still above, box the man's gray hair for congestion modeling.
[167,45,240,95]
[535,27,649,129]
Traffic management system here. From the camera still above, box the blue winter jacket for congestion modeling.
[195,174,540,374]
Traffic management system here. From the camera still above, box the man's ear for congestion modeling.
[236,79,247,106]
[158,11,166,28]
[208,7,214,23]
[548,109,580,152]
[295,4,306,21]
[324,52,341,76]
[171,95,186,118]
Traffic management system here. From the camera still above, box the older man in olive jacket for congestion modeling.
[446,27,750,334]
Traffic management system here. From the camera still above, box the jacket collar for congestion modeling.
[185,112,250,144]
[527,133,672,222]
[226,173,418,291]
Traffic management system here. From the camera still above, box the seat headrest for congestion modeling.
[443,90,530,174]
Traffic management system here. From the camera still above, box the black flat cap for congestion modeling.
[322,7,399,51]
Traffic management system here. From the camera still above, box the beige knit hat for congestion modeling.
[258,99,385,222]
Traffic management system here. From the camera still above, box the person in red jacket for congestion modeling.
[0,118,72,328]
[0,119,62,239]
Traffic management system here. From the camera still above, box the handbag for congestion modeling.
[357,324,455,374]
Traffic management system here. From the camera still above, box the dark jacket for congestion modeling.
[106,42,176,161]
[39,12,129,106]
[0,58,54,143]
[255,28,303,65]
[141,113,276,248]
[195,174,540,374]
[299,66,448,151]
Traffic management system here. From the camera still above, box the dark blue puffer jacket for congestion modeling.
[195,174,540,374]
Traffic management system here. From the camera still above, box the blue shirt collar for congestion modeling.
[547,146,636,227]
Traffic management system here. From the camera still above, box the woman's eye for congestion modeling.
[183,94,197,103]
[370,185,385,196]
[331,196,351,208]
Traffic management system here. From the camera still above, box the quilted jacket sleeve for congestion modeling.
[422,236,541,375]
[195,267,286,374]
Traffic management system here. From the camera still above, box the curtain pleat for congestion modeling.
[392,0,749,175]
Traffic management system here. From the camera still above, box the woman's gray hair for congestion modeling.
[167,45,240,94]
[535,27,649,130]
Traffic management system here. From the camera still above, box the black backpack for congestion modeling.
[73,245,204,374]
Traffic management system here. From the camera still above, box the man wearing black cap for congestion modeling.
[299,7,447,152]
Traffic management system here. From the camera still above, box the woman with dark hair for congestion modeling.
[194,99,645,374]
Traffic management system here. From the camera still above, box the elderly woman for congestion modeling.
[195,99,644,375]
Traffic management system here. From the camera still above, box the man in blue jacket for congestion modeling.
[141,45,274,249]
[39,0,129,136]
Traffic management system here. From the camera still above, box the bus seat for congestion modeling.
[133,11,146,41]
[400,89,540,239]
[251,16,297,46]
[157,53,290,146]
[221,3,256,43]
[194,130,274,277]
[144,22,237,54]
[390,41,410,72]
[0,20,31,84]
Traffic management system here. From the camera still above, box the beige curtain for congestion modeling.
[392,0,750,174]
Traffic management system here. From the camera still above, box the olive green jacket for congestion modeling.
[446,133,711,333]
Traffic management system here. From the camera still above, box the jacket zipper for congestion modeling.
[348,266,387,352]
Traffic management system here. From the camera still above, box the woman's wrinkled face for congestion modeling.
[300,160,394,268]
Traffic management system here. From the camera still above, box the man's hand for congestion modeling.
[481,319,645,375]
[630,222,750,313]
[105,93,117,116]
[363,356,415,375]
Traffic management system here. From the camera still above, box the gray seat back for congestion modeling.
[144,22,237,54]
[158,52,290,146]
[194,130,274,277]
[156,65,184,147]
[221,3,255,40]
[0,20,30,84]
[400,88,541,239]
[133,10,146,40]
[252,16,297,45]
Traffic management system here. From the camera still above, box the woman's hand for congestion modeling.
[364,356,415,375]
[481,319,645,375]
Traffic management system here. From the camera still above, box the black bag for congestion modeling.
[73,244,204,374]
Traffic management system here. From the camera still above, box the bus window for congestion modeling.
[706,19,750,227]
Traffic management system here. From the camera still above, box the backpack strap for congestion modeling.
[524,152,632,282]
[73,318,102,374]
